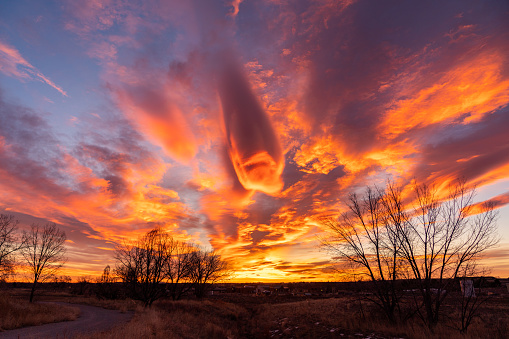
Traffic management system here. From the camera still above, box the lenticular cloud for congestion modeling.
[219,65,284,195]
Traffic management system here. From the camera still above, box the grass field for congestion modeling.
[2,288,508,338]
[0,292,80,331]
[74,292,509,338]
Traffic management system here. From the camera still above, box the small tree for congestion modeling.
[0,214,24,279]
[21,223,67,302]
[95,265,120,299]
[100,265,113,283]
[189,248,229,299]
[115,228,231,303]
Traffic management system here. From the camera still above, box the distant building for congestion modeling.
[460,279,475,298]
[256,285,271,295]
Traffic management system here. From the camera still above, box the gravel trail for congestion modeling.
[1,302,134,339]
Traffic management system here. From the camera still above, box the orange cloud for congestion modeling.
[114,86,197,163]
[468,191,509,216]
[228,0,243,17]
[382,51,509,138]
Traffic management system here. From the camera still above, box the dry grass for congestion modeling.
[250,298,407,338]
[76,294,509,339]
[77,299,250,339]
[7,288,138,313]
[56,295,139,313]
[0,293,80,331]
[3,288,507,338]
[250,296,509,339]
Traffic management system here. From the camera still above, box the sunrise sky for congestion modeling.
[1,0,508,282]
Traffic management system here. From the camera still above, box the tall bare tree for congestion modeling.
[0,214,24,278]
[21,223,67,302]
[391,180,498,328]
[323,179,499,328]
[322,187,403,322]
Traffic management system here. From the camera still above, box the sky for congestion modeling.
[0,0,508,282]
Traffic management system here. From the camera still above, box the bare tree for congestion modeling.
[21,223,67,302]
[323,180,499,329]
[115,228,231,303]
[114,227,174,307]
[100,265,114,284]
[392,180,498,329]
[189,248,230,299]
[0,214,24,278]
[322,187,403,322]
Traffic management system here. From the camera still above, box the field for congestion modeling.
[1,285,508,338]
[0,292,80,331]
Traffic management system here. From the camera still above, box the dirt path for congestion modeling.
[1,302,134,339]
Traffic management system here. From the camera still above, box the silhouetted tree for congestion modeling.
[323,179,499,329]
[101,265,113,283]
[96,265,121,299]
[115,228,231,303]
[189,248,230,299]
[21,223,67,302]
[322,186,403,323]
[114,227,174,307]
[0,214,24,279]
[392,180,498,329]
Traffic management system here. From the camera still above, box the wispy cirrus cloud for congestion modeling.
[0,40,67,96]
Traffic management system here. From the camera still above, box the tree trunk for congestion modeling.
[29,279,37,303]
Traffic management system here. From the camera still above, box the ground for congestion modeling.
[1,286,508,338]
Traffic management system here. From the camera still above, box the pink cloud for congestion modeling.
[0,40,67,96]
